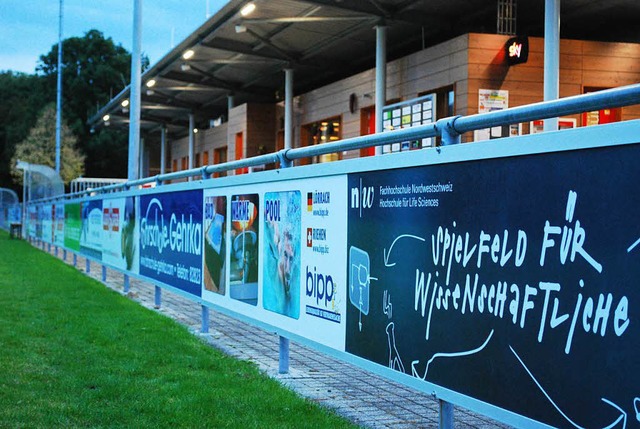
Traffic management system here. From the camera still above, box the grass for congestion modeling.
[0,231,358,429]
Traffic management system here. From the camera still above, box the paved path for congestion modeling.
[43,244,511,429]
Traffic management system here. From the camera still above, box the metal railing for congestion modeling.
[31,83,640,204]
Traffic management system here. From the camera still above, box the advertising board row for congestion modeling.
[27,138,640,429]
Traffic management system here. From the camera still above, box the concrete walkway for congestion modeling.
[44,244,511,429]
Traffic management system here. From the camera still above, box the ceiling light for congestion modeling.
[146,89,155,96]
[146,79,156,88]
[235,24,247,33]
[121,99,130,107]
[193,128,199,134]
[102,114,110,122]
[240,2,255,16]
[181,63,191,71]
[182,49,195,60]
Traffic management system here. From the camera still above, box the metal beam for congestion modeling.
[240,16,374,23]
[201,38,293,63]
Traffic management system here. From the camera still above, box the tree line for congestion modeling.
[0,29,148,195]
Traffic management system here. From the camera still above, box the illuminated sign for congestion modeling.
[505,36,529,66]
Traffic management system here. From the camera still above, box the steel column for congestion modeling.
[160,127,166,175]
[284,69,293,151]
[73,253,77,267]
[201,305,209,334]
[375,24,387,155]
[124,274,130,293]
[543,0,560,132]
[154,285,162,308]
[439,400,454,428]
[279,336,290,374]
[128,0,142,180]
[101,265,107,282]
[85,258,90,273]
[188,113,195,180]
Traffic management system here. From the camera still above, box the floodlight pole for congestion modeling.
[128,0,142,180]
[55,0,63,173]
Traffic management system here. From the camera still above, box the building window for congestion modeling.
[172,159,177,172]
[195,153,201,168]
[181,156,187,171]
[301,116,341,164]
[203,151,209,166]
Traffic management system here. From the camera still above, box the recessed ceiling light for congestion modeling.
[240,2,256,16]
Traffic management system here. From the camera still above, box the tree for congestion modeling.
[37,29,148,178]
[11,104,85,185]
[0,71,48,194]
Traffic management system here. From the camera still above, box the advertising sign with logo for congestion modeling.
[229,194,259,305]
[300,176,348,350]
[102,197,139,273]
[80,200,103,259]
[263,191,301,319]
[203,193,226,295]
[53,203,65,246]
[346,144,640,428]
[140,190,203,297]
[41,204,53,243]
[64,203,81,251]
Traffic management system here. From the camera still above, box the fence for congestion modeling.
[24,84,640,429]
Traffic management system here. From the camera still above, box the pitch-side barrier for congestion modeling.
[25,84,640,429]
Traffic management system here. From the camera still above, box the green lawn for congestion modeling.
[0,231,358,428]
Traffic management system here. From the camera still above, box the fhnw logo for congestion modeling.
[350,178,374,217]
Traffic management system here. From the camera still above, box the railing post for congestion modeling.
[154,285,162,308]
[276,150,292,373]
[101,265,107,282]
[73,253,77,267]
[279,336,290,374]
[124,274,130,293]
[85,258,91,273]
[63,249,67,261]
[54,246,58,258]
[437,116,462,146]
[439,400,454,429]
[201,305,209,334]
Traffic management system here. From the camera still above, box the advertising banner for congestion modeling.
[140,190,203,297]
[203,193,226,295]
[53,203,64,247]
[41,204,53,243]
[263,191,301,319]
[64,203,81,251]
[80,200,103,259]
[27,204,37,239]
[229,194,259,305]
[346,144,640,428]
[102,197,139,273]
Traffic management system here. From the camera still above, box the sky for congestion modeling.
[0,0,224,74]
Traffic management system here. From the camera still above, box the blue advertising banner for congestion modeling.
[346,144,640,428]
[140,190,203,297]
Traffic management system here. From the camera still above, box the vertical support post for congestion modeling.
[55,246,58,257]
[48,243,51,253]
[279,336,290,374]
[63,249,67,261]
[543,0,560,132]
[55,0,63,174]
[439,400,454,429]
[124,274,130,293]
[73,253,77,267]
[85,258,90,273]
[284,68,293,151]
[160,127,166,175]
[128,0,142,180]
[139,137,145,179]
[277,145,292,373]
[375,24,387,155]
[188,113,195,180]
[154,285,162,308]
[101,265,107,282]
[201,305,209,334]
